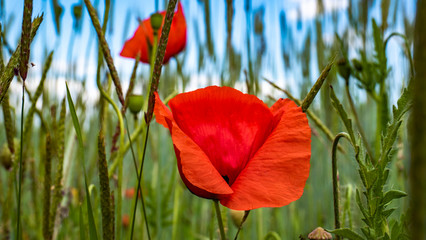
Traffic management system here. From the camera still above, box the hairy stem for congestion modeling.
[331,132,351,239]
[213,200,226,240]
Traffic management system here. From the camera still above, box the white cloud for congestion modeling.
[286,0,349,21]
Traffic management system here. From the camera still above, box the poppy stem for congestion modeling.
[331,132,351,240]
[344,83,375,165]
[233,210,250,240]
[213,200,227,240]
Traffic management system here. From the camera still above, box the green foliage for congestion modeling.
[66,82,99,240]
[329,86,356,144]
[330,77,412,240]
[329,228,365,240]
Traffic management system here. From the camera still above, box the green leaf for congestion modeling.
[365,168,379,190]
[381,190,407,206]
[382,208,396,218]
[66,82,99,240]
[379,87,412,167]
[329,228,365,240]
[329,85,356,144]
[66,83,83,150]
[356,189,372,226]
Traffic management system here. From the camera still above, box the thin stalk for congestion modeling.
[84,0,125,106]
[96,73,125,237]
[145,0,178,123]
[130,124,151,240]
[213,200,226,240]
[233,211,250,240]
[125,115,139,174]
[331,132,351,239]
[128,1,178,237]
[144,34,158,112]
[16,78,25,240]
[384,32,415,79]
[344,84,375,164]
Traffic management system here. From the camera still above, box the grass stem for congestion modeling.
[16,77,25,240]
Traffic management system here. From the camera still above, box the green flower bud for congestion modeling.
[1,143,13,170]
[150,13,163,31]
[230,209,245,227]
[351,58,363,72]
[337,57,351,81]
[128,94,144,114]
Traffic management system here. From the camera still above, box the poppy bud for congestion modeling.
[337,58,351,81]
[351,58,363,72]
[230,209,245,227]
[0,143,13,170]
[128,94,144,114]
[150,13,163,31]
[308,227,332,240]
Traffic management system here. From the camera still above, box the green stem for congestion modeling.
[130,124,151,240]
[96,71,125,239]
[345,84,375,164]
[213,200,226,240]
[233,211,250,240]
[16,79,25,240]
[331,132,351,239]
[384,32,415,79]
[84,0,125,106]
[144,33,158,112]
[146,0,178,123]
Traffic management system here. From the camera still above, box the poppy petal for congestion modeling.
[168,86,274,185]
[220,99,311,210]
[154,92,173,129]
[154,92,233,196]
[170,121,234,195]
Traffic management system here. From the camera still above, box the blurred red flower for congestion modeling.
[120,2,186,64]
[154,86,311,210]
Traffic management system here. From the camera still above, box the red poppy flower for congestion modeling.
[154,86,311,210]
[120,2,186,64]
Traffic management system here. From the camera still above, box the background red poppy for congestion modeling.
[120,2,186,64]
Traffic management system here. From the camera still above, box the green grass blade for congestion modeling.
[80,204,86,239]
[66,82,99,240]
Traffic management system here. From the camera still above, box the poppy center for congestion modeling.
[169,87,274,186]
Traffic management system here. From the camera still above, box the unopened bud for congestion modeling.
[351,58,363,72]
[230,209,245,227]
[0,143,13,170]
[128,94,144,114]
[308,227,332,240]
[337,57,350,81]
[150,13,163,31]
